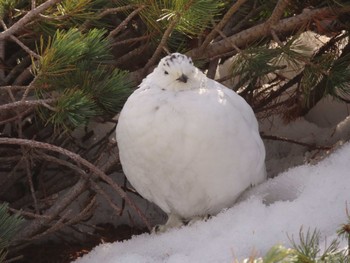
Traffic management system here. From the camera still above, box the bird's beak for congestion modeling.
[177,74,188,83]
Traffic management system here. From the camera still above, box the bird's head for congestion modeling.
[152,53,202,91]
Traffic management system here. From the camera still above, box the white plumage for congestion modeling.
[116,53,266,231]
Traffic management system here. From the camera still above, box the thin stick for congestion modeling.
[10,35,40,59]
[143,14,180,72]
[199,0,247,51]
[24,156,40,214]
[108,5,145,39]
[0,98,55,111]
[99,5,136,18]
[261,133,332,150]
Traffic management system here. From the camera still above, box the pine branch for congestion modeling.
[199,0,247,51]
[188,5,350,59]
[0,0,63,40]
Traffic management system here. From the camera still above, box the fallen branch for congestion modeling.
[261,133,332,150]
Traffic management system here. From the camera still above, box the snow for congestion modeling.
[74,139,350,262]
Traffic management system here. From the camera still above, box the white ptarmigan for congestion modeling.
[116,53,266,232]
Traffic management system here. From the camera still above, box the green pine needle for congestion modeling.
[34,28,132,130]
[0,203,23,263]
[134,0,224,42]
[48,89,99,130]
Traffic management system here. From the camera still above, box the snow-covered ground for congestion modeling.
[74,137,349,262]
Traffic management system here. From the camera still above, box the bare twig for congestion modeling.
[9,208,52,220]
[24,155,40,214]
[0,85,31,91]
[99,5,136,18]
[143,14,180,72]
[9,35,40,59]
[261,133,332,150]
[37,151,122,216]
[0,0,63,40]
[14,178,88,241]
[199,0,247,51]
[0,108,33,125]
[108,5,145,39]
[112,34,151,47]
[0,99,55,112]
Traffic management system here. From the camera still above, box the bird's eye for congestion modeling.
[164,71,169,75]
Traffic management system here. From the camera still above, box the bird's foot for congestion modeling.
[152,214,184,234]
[184,214,212,226]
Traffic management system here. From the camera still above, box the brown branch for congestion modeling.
[112,34,151,47]
[0,0,63,40]
[188,5,350,59]
[0,137,151,231]
[24,156,40,214]
[14,178,88,241]
[9,35,40,59]
[199,0,247,51]
[267,0,291,26]
[261,133,332,150]
[108,5,145,39]
[0,85,31,91]
[0,108,33,125]
[143,14,180,72]
[99,5,136,18]
[0,99,55,112]
[38,151,123,216]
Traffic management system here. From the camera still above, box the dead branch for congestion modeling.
[261,133,332,150]
[0,0,63,40]
[37,151,123,216]
[143,14,180,73]
[9,36,40,59]
[188,5,350,59]
[199,0,247,51]
[108,5,145,39]
[0,99,55,112]
[99,5,136,18]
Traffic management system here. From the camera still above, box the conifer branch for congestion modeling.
[199,0,247,51]
[0,0,63,40]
